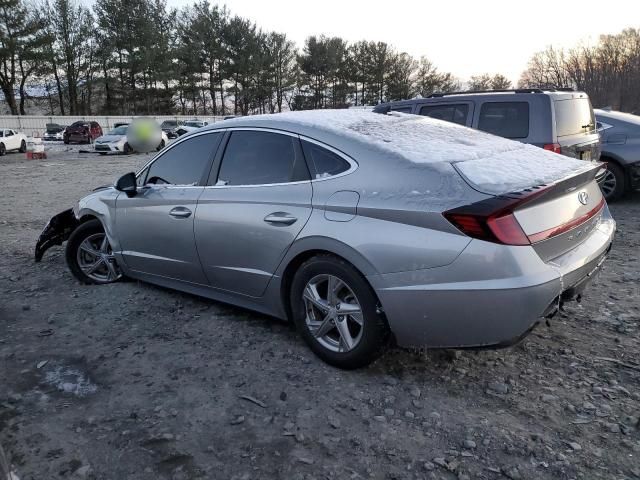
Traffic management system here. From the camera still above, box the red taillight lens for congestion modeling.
[543,143,562,154]
[443,186,550,246]
[444,211,530,246]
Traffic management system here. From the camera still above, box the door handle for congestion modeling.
[169,207,192,218]
[264,212,297,226]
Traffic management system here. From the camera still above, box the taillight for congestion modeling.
[445,211,530,246]
[443,187,549,246]
[543,143,562,154]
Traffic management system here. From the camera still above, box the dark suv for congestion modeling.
[374,89,605,192]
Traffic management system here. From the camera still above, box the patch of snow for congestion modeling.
[242,110,593,194]
[455,145,593,194]
[44,366,97,397]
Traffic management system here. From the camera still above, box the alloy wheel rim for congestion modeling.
[76,233,122,283]
[303,274,364,353]
[600,170,617,199]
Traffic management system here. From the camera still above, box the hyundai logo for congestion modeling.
[578,191,589,205]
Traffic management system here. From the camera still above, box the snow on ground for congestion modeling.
[237,110,593,194]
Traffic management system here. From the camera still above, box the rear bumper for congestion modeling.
[369,212,616,348]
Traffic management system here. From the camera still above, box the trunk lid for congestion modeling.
[513,167,605,261]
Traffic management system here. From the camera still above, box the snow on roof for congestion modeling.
[261,110,592,194]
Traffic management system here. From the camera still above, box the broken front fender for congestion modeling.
[34,209,79,262]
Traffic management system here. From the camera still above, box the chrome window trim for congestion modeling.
[135,126,359,190]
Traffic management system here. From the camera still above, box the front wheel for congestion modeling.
[600,162,626,201]
[65,220,122,285]
[19,140,26,153]
[0,143,5,156]
[123,143,132,155]
[290,255,389,369]
[156,139,165,151]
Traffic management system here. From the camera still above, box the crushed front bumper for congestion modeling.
[34,209,79,262]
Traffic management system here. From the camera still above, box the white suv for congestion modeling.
[0,129,27,156]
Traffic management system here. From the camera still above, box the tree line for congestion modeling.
[1,0,472,116]
[3,0,637,117]
[519,28,640,114]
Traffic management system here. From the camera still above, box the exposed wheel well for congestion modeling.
[280,249,381,322]
[79,214,100,225]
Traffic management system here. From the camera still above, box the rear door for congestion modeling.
[194,129,313,297]
[554,97,600,161]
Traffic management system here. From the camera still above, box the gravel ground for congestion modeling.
[1,146,639,480]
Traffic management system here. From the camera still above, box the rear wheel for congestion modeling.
[66,220,122,285]
[290,255,389,369]
[600,161,625,201]
[19,140,26,153]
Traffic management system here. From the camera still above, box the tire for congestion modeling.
[19,140,26,153]
[64,138,69,145]
[600,161,626,202]
[123,143,132,155]
[156,139,165,151]
[0,143,5,156]
[290,254,389,369]
[65,220,123,285]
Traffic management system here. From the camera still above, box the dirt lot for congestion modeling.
[1,146,639,480]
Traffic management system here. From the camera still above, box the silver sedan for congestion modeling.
[35,110,616,369]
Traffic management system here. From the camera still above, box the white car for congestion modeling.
[94,125,169,155]
[0,128,28,156]
[175,120,209,137]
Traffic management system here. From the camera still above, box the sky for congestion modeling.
[165,0,639,84]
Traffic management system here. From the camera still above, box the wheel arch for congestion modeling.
[277,237,380,321]
[600,154,629,192]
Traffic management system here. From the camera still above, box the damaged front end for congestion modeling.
[34,209,79,262]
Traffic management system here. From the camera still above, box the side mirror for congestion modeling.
[115,172,137,197]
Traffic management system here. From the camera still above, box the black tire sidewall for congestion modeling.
[0,143,5,156]
[290,255,388,369]
[604,162,625,201]
[19,140,26,153]
[65,220,117,285]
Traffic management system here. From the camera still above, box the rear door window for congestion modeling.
[391,106,413,113]
[420,104,469,126]
[554,98,595,137]
[215,131,309,186]
[478,102,529,139]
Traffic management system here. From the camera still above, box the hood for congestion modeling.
[96,135,125,143]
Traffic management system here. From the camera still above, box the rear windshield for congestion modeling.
[478,102,529,139]
[554,98,595,137]
[71,121,87,127]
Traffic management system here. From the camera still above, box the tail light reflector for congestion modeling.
[543,143,562,154]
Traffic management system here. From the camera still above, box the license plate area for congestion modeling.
[581,150,592,161]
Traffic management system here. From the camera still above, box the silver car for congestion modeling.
[35,111,616,369]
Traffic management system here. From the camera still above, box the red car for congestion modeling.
[63,121,103,144]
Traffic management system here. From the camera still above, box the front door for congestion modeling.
[115,132,222,284]
[195,129,313,297]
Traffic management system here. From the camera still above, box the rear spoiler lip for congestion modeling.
[451,161,603,206]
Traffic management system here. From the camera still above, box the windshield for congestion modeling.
[555,98,596,137]
[108,126,128,136]
[185,121,201,127]
[161,121,177,128]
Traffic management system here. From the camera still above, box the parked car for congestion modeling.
[0,128,27,156]
[175,120,209,137]
[594,109,640,200]
[64,121,103,144]
[94,124,169,155]
[43,123,66,141]
[374,89,607,193]
[35,111,615,369]
[160,120,183,139]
